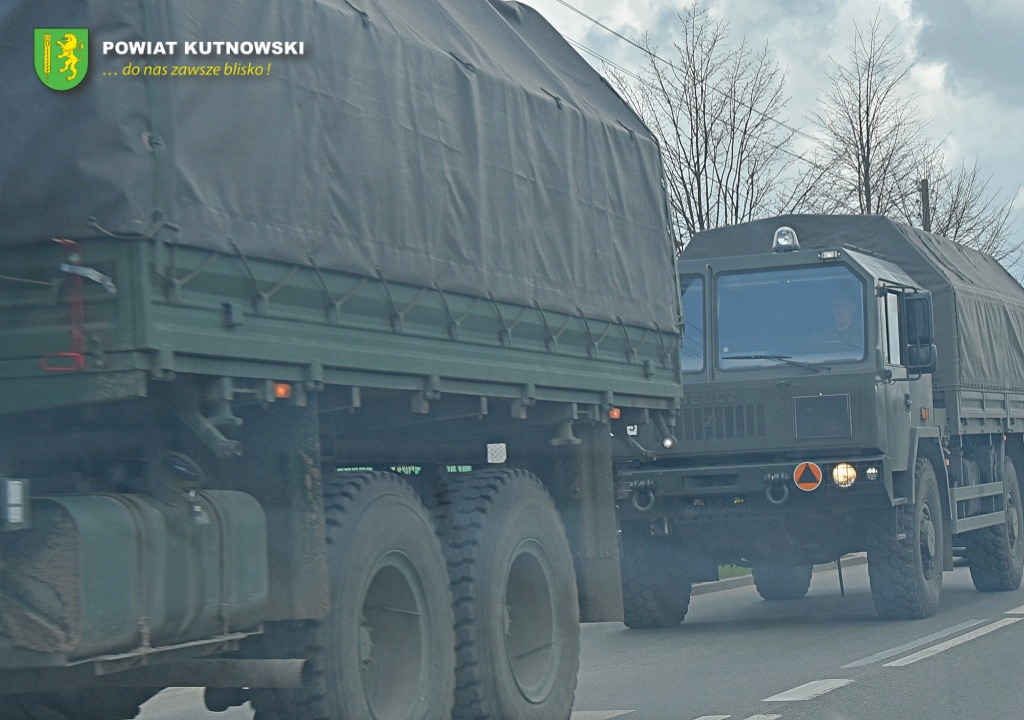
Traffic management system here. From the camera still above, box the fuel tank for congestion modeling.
[0,490,268,661]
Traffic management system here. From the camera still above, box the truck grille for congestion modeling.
[682,404,766,441]
[794,394,852,439]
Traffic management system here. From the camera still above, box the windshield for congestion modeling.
[717,265,865,369]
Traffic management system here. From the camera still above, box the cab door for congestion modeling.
[881,288,913,473]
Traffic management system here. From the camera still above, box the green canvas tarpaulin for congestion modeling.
[0,0,677,329]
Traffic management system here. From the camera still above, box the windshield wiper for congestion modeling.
[724,354,828,373]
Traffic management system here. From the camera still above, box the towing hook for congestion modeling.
[765,481,789,506]
[632,488,656,512]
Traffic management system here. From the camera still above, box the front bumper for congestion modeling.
[616,454,890,520]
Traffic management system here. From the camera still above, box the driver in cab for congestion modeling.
[831,294,860,344]
[805,292,863,358]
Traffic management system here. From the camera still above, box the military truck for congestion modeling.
[0,2,681,718]
[615,215,1024,626]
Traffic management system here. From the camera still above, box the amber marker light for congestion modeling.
[274,382,293,400]
[608,407,621,420]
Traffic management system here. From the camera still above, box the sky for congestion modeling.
[521,0,1024,259]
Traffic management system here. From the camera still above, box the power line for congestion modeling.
[552,3,883,227]
[563,34,852,224]
[549,0,822,146]
[551,0,969,227]
[564,37,769,214]
[564,37,836,180]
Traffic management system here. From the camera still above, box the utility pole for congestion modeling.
[918,178,932,232]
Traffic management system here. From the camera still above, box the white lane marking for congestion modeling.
[884,617,1022,667]
[763,678,853,702]
[571,712,635,720]
[1006,604,1024,615]
[744,715,782,720]
[841,618,986,667]
[693,716,731,720]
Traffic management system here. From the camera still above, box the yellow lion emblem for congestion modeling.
[56,32,81,81]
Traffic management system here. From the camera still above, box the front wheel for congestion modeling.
[965,457,1024,592]
[867,457,943,620]
[752,564,813,601]
[431,469,579,720]
[251,472,455,720]
[620,529,692,629]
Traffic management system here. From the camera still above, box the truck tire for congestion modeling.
[620,530,692,629]
[965,457,1024,592]
[867,457,943,620]
[430,469,579,720]
[751,564,814,601]
[251,472,455,720]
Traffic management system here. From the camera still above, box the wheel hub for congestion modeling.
[920,517,936,560]
[504,541,558,704]
[360,558,427,720]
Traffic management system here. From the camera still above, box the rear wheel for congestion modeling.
[965,457,1024,592]
[251,472,455,720]
[867,457,943,620]
[751,564,813,601]
[620,529,692,629]
[430,468,579,720]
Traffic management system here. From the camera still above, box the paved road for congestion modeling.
[139,561,1024,720]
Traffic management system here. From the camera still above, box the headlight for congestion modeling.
[832,463,857,488]
[865,466,880,481]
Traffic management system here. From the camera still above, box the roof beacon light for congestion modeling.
[772,226,800,252]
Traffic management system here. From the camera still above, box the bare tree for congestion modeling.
[811,16,930,218]
[812,16,1020,263]
[925,161,1020,265]
[606,3,799,250]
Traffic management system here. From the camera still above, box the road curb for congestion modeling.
[691,553,868,596]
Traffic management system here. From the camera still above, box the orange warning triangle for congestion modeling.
[794,462,822,491]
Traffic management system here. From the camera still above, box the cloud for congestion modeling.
[519,0,1020,248]
[965,0,1024,23]
[916,0,1024,107]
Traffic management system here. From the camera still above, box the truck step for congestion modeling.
[953,510,1007,535]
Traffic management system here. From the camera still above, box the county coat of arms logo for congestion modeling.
[35,28,89,90]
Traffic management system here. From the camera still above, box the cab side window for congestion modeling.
[681,276,704,372]
[883,290,903,365]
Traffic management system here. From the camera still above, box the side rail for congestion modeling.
[0,237,682,415]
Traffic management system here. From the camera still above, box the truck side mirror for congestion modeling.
[902,292,937,375]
